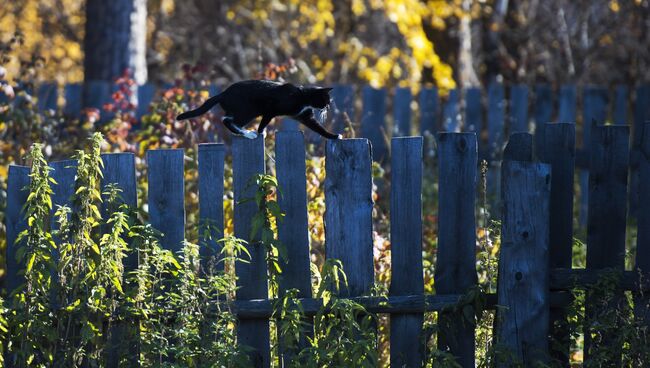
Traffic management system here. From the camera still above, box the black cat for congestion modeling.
[176,80,340,139]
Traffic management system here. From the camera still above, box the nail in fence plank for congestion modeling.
[361,86,387,162]
[465,87,482,134]
[147,149,185,254]
[497,160,551,367]
[136,83,156,119]
[540,123,575,365]
[37,82,58,111]
[579,87,608,226]
[325,139,374,297]
[64,83,82,117]
[533,84,553,156]
[558,85,576,123]
[232,136,269,367]
[5,165,30,294]
[442,88,460,132]
[393,87,412,136]
[510,84,529,133]
[635,122,650,329]
[389,137,424,368]
[435,132,477,367]
[584,125,629,366]
[198,144,225,273]
[331,84,355,134]
[275,131,312,363]
[100,153,138,270]
[100,153,138,368]
[419,87,438,135]
[503,133,532,162]
[613,85,628,125]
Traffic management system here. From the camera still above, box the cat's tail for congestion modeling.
[176,94,222,120]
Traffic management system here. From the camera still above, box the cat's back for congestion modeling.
[220,80,299,111]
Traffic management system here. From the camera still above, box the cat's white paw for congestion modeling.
[336,134,343,139]
[243,130,258,139]
[261,129,267,138]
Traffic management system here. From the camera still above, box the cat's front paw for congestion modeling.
[243,130,258,139]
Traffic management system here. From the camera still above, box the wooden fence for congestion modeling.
[5,117,650,366]
[22,81,650,223]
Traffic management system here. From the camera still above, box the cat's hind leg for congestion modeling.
[222,116,258,139]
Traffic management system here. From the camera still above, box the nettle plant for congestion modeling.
[2,133,378,368]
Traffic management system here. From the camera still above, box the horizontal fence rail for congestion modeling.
[4,119,650,366]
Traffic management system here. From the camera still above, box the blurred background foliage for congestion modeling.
[1,0,648,93]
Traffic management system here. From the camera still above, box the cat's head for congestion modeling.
[304,86,333,109]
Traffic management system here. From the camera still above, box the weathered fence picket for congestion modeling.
[442,88,460,132]
[464,87,482,135]
[393,87,412,136]
[584,124,629,365]
[232,136,270,368]
[198,144,225,273]
[435,132,477,368]
[275,131,313,363]
[324,138,374,297]
[497,160,551,367]
[389,136,424,368]
[5,165,30,293]
[558,84,577,124]
[419,87,438,135]
[361,86,387,162]
[510,84,529,133]
[147,149,185,253]
[540,123,575,365]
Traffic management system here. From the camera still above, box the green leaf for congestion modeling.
[26,253,36,273]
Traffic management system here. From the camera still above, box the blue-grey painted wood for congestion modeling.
[37,83,58,111]
[232,135,269,368]
[100,153,137,270]
[50,159,78,219]
[503,133,533,162]
[389,137,424,368]
[464,87,482,134]
[540,123,575,365]
[198,144,225,274]
[64,83,82,116]
[275,131,312,364]
[361,86,387,162]
[613,85,628,125]
[509,84,529,133]
[100,153,137,368]
[279,117,299,131]
[324,139,374,297]
[487,83,505,161]
[558,85,577,123]
[584,124,629,366]
[5,165,30,294]
[630,85,650,220]
[83,80,112,109]
[442,89,460,132]
[331,84,355,134]
[635,122,650,327]
[580,87,609,226]
[540,124,575,268]
[275,132,311,297]
[393,87,412,136]
[136,83,156,119]
[496,160,551,367]
[435,132,477,367]
[419,87,438,135]
[533,85,553,156]
[146,149,185,254]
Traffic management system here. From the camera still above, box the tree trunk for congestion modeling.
[83,0,147,108]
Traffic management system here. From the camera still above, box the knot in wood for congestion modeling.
[515,271,523,281]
